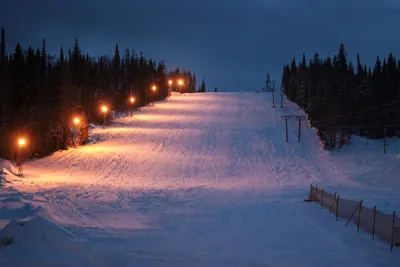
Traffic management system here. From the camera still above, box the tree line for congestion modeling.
[281,44,400,150]
[167,67,207,93]
[0,28,203,160]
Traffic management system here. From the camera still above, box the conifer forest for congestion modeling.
[0,29,201,160]
[282,44,400,150]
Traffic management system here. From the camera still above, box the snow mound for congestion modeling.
[0,202,40,220]
[0,175,9,187]
[0,215,114,267]
[0,160,19,177]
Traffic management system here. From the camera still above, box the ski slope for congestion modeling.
[1,92,400,266]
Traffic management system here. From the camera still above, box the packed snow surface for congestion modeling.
[1,92,400,266]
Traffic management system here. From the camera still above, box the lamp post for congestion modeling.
[17,138,26,176]
[129,96,135,117]
[72,117,79,148]
[168,80,173,96]
[151,85,157,105]
[178,79,184,93]
[101,105,108,127]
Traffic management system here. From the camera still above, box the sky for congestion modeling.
[1,0,400,92]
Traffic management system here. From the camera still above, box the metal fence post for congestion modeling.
[372,206,376,240]
[336,196,339,221]
[357,201,363,233]
[391,211,396,250]
[321,188,324,208]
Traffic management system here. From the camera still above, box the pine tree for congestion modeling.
[41,39,47,76]
[193,74,196,92]
[0,28,5,64]
[200,78,206,92]
[59,47,65,66]
[337,43,348,72]
[0,28,6,138]
[113,43,121,69]
[301,53,307,68]
[70,39,82,87]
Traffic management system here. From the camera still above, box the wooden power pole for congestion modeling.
[266,73,270,92]
[272,80,276,108]
[281,115,291,142]
[383,127,388,153]
[295,115,306,142]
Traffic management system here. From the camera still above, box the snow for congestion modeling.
[0,214,113,267]
[1,92,399,266]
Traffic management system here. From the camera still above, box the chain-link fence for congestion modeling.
[306,184,400,250]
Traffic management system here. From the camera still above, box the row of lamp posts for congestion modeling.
[14,79,186,175]
[168,79,184,95]
[100,83,157,126]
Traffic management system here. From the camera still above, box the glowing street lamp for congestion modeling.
[177,79,184,93]
[150,85,157,105]
[73,117,80,125]
[18,138,26,148]
[129,96,136,117]
[168,80,173,96]
[72,117,80,148]
[17,138,26,176]
[101,105,108,127]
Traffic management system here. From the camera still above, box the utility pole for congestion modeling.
[272,80,276,108]
[281,115,291,142]
[266,73,270,92]
[280,85,284,108]
[383,127,388,153]
[295,115,306,142]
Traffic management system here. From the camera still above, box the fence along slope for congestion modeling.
[308,185,400,248]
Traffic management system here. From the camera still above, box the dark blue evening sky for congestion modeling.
[1,0,400,91]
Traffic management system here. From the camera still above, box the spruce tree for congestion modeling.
[200,78,206,92]
[0,28,5,64]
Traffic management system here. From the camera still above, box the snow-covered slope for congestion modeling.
[1,92,399,266]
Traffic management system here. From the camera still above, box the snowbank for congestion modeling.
[0,215,114,267]
[0,160,19,177]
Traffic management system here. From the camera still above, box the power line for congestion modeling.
[338,108,399,120]
[317,118,400,129]
[317,112,400,128]
[313,99,400,124]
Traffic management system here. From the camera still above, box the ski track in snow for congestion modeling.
[1,92,400,266]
